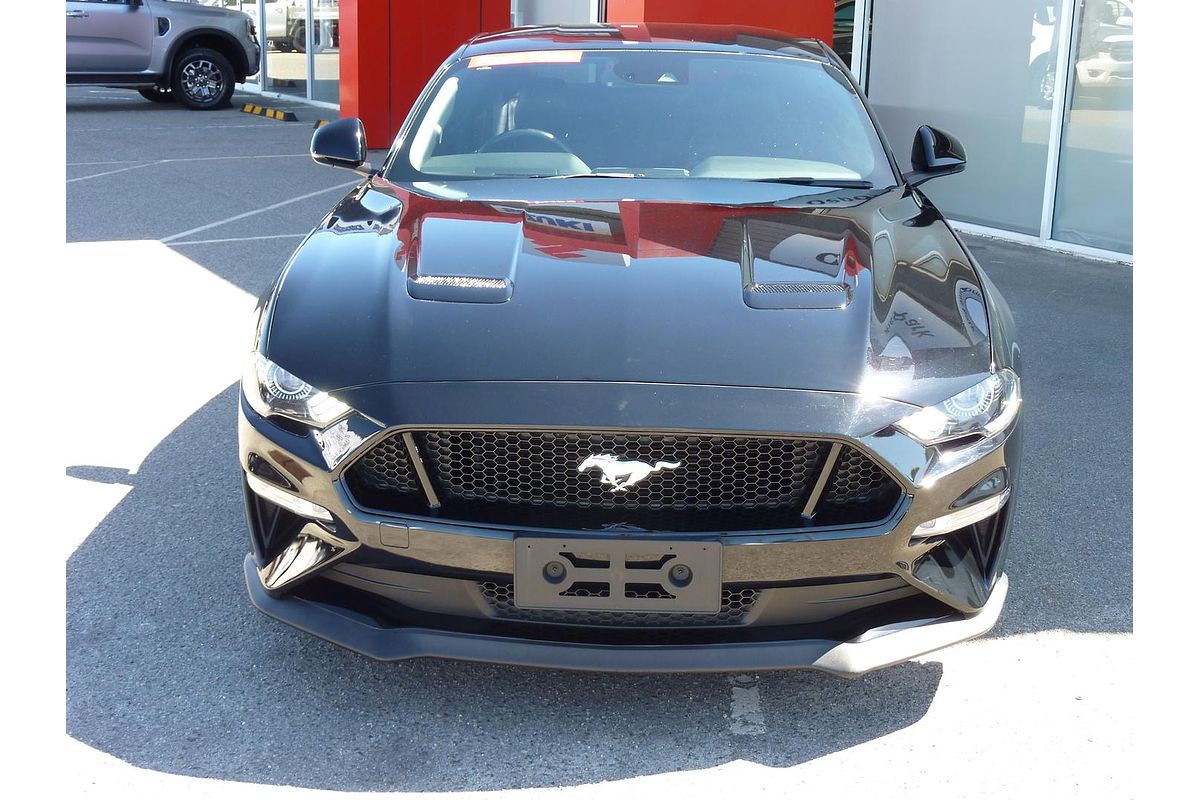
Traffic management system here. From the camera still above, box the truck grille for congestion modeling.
[344,429,902,531]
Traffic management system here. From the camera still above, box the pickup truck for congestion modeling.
[66,0,260,110]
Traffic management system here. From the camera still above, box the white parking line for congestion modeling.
[160,180,359,243]
[66,160,145,167]
[66,153,317,182]
[728,674,766,735]
[67,161,165,183]
[168,233,308,246]
[69,153,311,169]
[161,153,313,163]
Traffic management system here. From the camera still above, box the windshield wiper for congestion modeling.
[532,171,646,179]
[754,177,874,189]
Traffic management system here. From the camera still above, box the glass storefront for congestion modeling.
[511,0,598,26]
[311,0,341,103]
[867,1,1060,237]
[1052,0,1133,253]
[222,1,339,104]
[855,0,1131,257]
[263,0,306,97]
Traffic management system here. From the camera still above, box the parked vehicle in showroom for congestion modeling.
[239,24,1022,676]
[1029,0,1132,106]
[65,0,259,109]
[208,0,337,53]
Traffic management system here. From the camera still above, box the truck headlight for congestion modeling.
[895,369,1021,446]
[243,352,350,428]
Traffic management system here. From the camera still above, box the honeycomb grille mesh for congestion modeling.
[479,581,759,627]
[345,435,418,495]
[344,429,902,530]
[824,447,893,505]
[421,430,824,510]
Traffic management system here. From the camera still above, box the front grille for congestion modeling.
[344,429,903,531]
[348,433,420,496]
[1109,40,1132,62]
[820,447,897,524]
[479,581,759,627]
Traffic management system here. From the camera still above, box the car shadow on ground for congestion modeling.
[67,386,944,792]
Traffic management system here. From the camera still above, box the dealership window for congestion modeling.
[511,0,600,26]
[831,0,855,68]
[867,0,1057,236]
[1051,0,1132,253]
[309,0,341,103]
[235,1,339,105]
[854,0,1131,258]
[263,0,307,97]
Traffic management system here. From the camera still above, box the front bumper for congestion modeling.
[1076,55,1132,87]
[246,554,1007,676]
[238,381,1020,674]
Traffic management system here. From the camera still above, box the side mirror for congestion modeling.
[904,125,966,187]
[311,117,371,175]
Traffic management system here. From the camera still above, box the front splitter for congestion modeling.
[243,555,1007,677]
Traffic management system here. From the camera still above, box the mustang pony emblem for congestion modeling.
[577,453,681,493]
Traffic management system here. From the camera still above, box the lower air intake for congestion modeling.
[479,581,759,627]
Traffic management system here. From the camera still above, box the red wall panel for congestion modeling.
[339,0,391,148]
[606,0,834,43]
[341,0,510,148]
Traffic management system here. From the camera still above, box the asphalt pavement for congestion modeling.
[64,85,1133,798]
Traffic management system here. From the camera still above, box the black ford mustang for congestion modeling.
[239,24,1022,675]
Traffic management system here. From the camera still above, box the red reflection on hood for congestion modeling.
[842,235,867,277]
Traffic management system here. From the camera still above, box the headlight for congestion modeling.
[243,352,350,428]
[895,369,1020,445]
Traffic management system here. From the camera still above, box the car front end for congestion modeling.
[239,367,1019,676]
[237,26,1023,676]
[1076,35,1133,88]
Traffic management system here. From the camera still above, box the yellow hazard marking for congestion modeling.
[240,104,296,122]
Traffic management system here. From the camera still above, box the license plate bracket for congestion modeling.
[514,538,722,613]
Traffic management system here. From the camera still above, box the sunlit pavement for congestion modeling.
[64,85,1133,798]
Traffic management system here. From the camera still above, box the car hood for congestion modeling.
[264,178,994,410]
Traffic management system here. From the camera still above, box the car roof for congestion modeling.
[462,23,833,62]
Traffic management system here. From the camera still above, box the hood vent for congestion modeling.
[743,281,851,309]
[750,282,847,295]
[736,219,860,310]
[411,275,508,290]
[406,217,518,303]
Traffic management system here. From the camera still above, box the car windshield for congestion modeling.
[386,49,896,187]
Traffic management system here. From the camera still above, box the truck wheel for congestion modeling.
[1027,55,1056,109]
[138,86,175,104]
[291,23,307,53]
[172,47,235,110]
